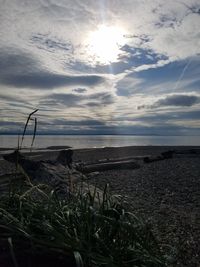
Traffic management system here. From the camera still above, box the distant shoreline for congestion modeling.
[2,133,198,136]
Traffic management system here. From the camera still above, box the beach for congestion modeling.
[0,145,200,266]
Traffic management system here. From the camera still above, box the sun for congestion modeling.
[86,25,126,64]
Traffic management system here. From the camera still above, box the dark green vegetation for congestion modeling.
[0,178,166,267]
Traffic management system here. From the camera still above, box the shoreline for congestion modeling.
[1,145,200,162]
[1,144,200,152]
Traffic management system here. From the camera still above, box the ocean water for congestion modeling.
[0,135,200,149]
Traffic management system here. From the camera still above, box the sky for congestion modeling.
[0,0,200,135]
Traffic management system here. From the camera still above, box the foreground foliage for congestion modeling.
[0,181,166,267]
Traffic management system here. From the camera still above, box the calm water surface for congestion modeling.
[0,135,200,149]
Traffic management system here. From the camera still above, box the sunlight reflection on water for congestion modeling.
[0,135,200,149]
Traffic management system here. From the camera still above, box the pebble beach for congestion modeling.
[0,145,200,266]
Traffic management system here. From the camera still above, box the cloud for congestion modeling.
[73,88,87,93]
[31,33,73,53]
[86,92,116,107]
[0,49,39,75]
[0,0,200,135]
[0,49,105,89]
[39,92,116,108]
[51,119,105,126]
[0,121,23,127]
[138,94,200,109]
[117,57,200,97]
[154,94,199,107]
[0,93,27,103]
[30,124,200,136]
[2,72,105,89]
[39,93,82,107]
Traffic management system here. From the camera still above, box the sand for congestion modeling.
[0,145,200,266]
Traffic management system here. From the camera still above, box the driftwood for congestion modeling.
[3,150,81,196]
[77,160,140,174]
[161,150,174,158]
[46,145,71,150]
[3,150,104,203]
[144,155,164,163]
[3,149,73,168]
[84,155,149,165]
[174,149,200,155]
[144,150,174,163]
[79,151,174,169]
[144,149,200,163]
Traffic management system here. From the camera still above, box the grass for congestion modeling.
[0,179,166,267]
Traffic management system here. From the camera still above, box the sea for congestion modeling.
[0,135,200,149]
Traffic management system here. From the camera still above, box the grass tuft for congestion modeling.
[0,180,166,267]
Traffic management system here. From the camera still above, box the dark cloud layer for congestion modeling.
[2,73,104,89]
[1,118,200,135]
[40,92,115,107]
[51,119,105,126]
[138,94,200,109]
[0,93,26,103]
[155,94,199,107]
[40,93,82,107]
[13,124,199,136]
[73,88,87,93]
[0,49,105,89]
[86,92,115,107]
[0,121,23,127]
[114,110,200,127]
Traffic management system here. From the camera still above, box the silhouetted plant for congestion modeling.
[0,182,166,267]
[19,109,38,150]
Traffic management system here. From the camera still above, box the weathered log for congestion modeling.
[56,149,73,168]
[76,160,140,173]
[83,155,149,166]
[3,149,74,167]
[3,150,80,196]
[143,156,164,163]
[144,150,174,163]
[3,150,104,204]
[174,149,200,155]
[46,145,71,150]
[161,150,174,159]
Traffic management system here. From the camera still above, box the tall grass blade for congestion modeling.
[74,251,84,267]
[30,117,37,151]
[17,134,20,150]
[8,237,19,267]
[20,109,38,149]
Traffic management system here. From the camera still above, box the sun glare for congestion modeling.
[87,25,126,64]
